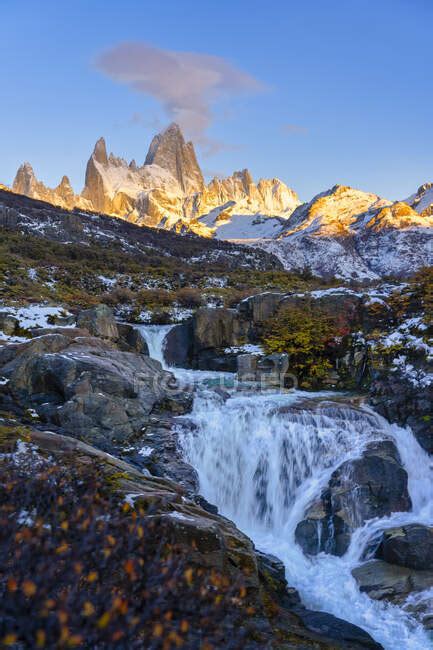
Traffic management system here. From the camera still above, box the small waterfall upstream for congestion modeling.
[135,324,174,368]
[138,324,433,649]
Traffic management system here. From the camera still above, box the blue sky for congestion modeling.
[1,0,432,201]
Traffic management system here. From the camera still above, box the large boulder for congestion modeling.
[0,424,381,649]
[76,304,119,340]
[237,292,285,324]
[193,307,246,351]
[370,368,433,454]
[353,559,433,629]
[164,319,194,367]
[191,307,248,370]
[117,322,149,355]
[295,440,411,556]
[0,311,19,336]
[375,525,433,570]
[0,334,190,447]
[280,290,364,331]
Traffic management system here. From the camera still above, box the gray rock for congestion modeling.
[117,323,149,355]
[237,292,285,323]
[164,320,193,367]
[296,440,411,556]
[0,312,19,336]
[1,334,190,446]
[193,307,246,352]
[352,559,433,604]
[376,525,433,570]
[76,304,118,340]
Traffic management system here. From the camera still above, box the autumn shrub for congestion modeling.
[136,288,174,309]
[262,305,334,386]
[102,286,135,306]
[174,287,203,308]
[0,454,258,649]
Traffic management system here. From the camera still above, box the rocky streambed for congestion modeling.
[0,303,432,648]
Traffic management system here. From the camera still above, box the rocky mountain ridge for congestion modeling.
[12,123,300,238]
[257,185,433,280]
[9,125,433,278]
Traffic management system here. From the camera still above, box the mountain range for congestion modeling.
[10,123,433,279]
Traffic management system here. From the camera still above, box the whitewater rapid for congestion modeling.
[138,325,433,649]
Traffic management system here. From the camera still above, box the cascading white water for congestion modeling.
[139,325,433,648]
[135,324,174,368]
[178,390,433,649]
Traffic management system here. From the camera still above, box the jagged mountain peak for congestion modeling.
[145,123,204,195]
[281,184,390,236]
[92,137,108,165]
[404,182,433,217]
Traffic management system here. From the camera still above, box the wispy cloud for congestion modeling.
[281,123,308,135]
[95,42,264,151]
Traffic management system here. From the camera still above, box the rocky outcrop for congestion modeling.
[238,291,285,326]
[258,184,433,279]
[13,163,90,211]
[375,525,433,570]
[295,441,411,556]
[145,123,204,195]
[369,368,433,455]
[352,559,433,628]
[76,303,119,340]
[117,322,149,355]
[164,319,194,368]
[0,333,191,448]
[0,424,382,649]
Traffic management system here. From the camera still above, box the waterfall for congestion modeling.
[178,390,433,649]
[135,324,174,368]
[139,325,433,649]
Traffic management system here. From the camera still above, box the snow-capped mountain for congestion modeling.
[257,185,433,279]
[9,125,433,279]
[404,182,433,216]
[13,123,299,238]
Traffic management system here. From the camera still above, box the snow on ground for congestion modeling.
[97,275,117,288]
[391,355,433,388]
[209,214,285,240]
[224,344,264,355]
[0,304,74,329]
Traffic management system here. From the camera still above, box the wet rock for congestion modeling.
[290,608,382,649]
[76,303,119,340]
[375,525,433,570]
[296,440,411,556]
[117,323,149,355]
[237,352,290,388]
[352,559,433,605]
[370,371,433,454]
[196,348,238,372]
[164,319,193,367]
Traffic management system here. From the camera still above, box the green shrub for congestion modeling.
[262,305,334,385]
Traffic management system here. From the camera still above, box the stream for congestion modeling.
[138,324,433,649]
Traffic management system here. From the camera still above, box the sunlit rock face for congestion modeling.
[145,122,204,195]
[257,185,433,279]
[11,123,300,238]
[404,182,433,217]
[13,163,91,211]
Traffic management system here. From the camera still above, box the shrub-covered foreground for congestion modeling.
[0,450,255,649]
